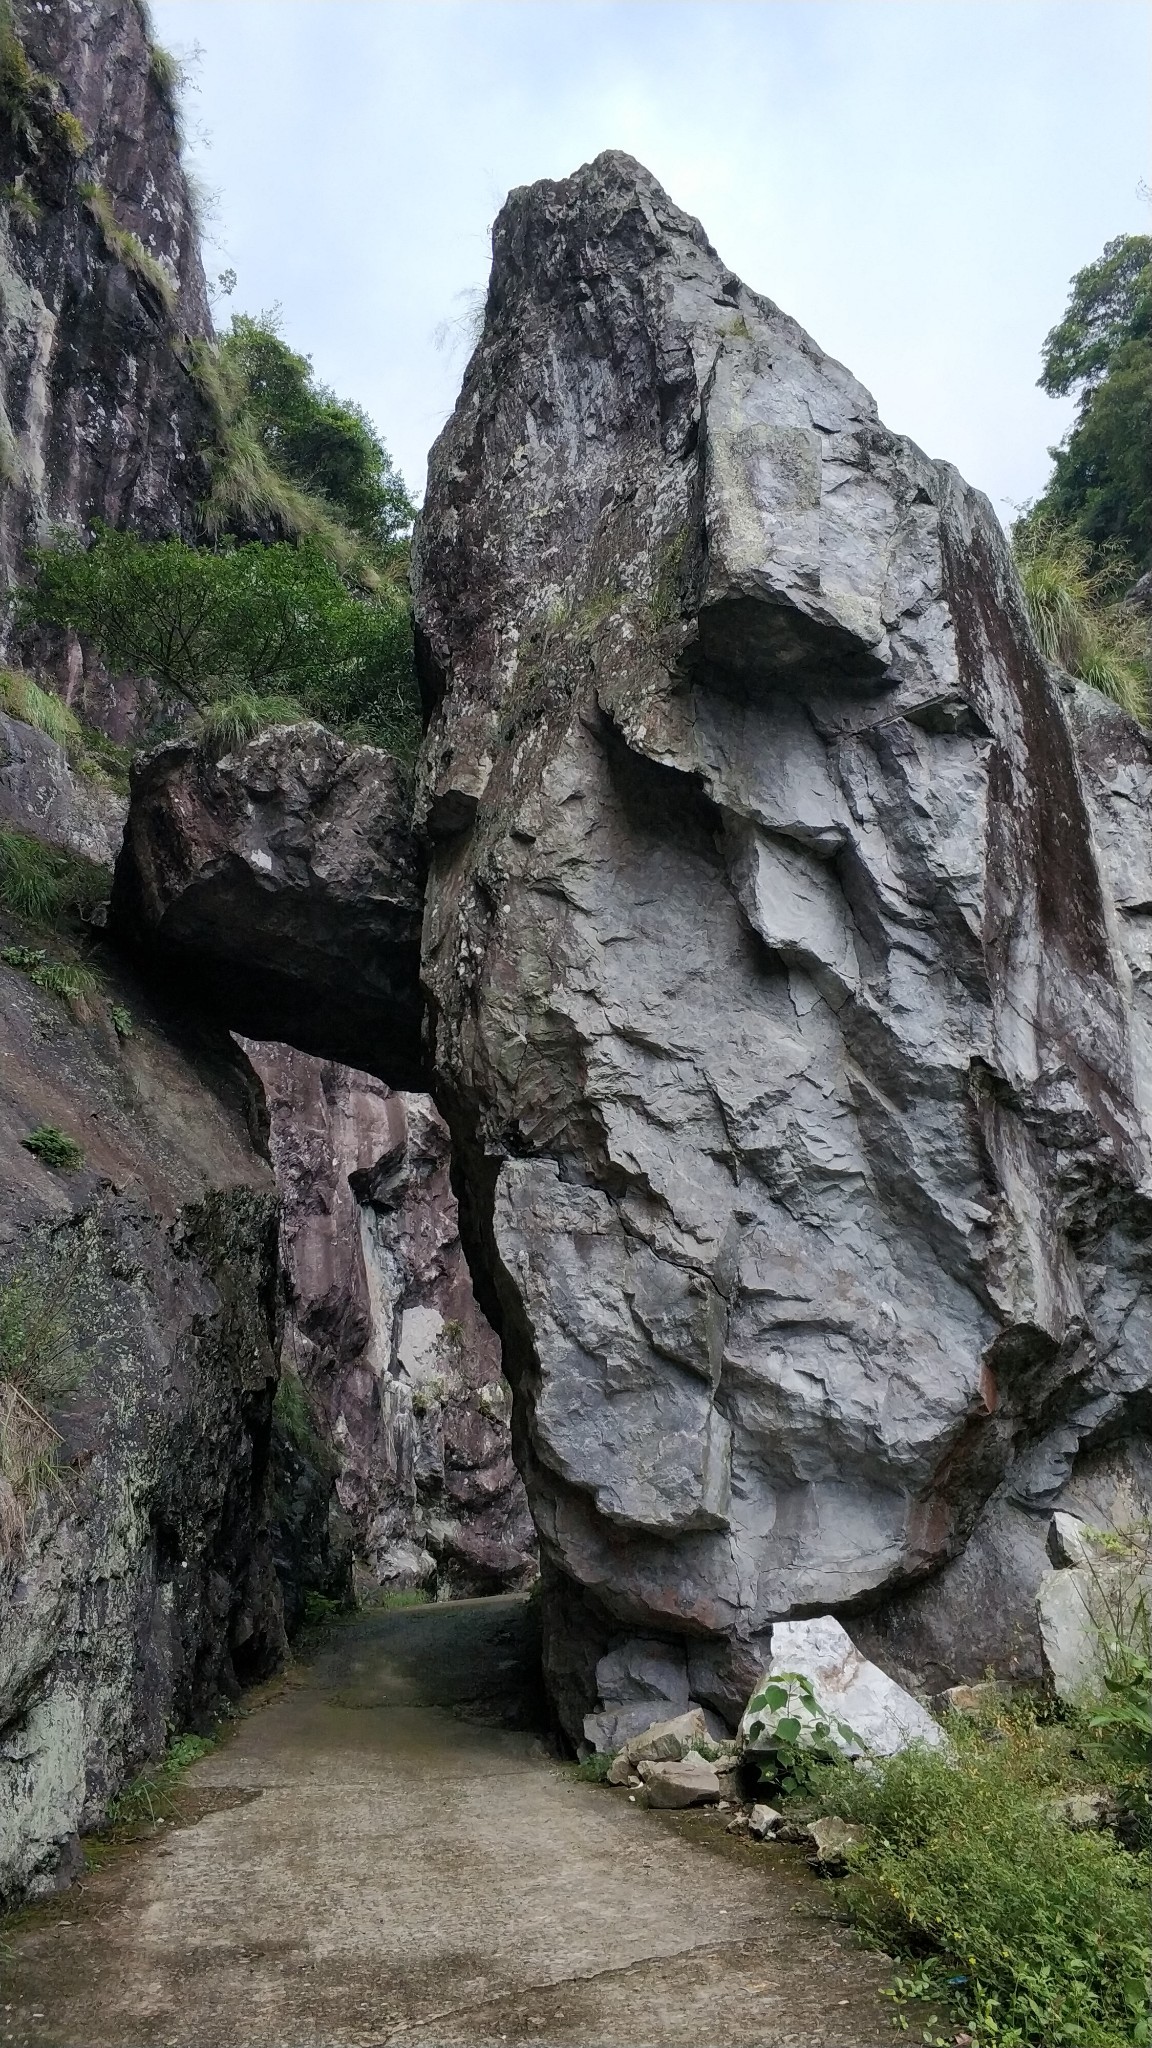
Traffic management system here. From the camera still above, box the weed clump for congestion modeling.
[0,1245,93,1541]
[796,1704,1152,2048]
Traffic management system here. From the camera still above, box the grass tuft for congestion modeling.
[1014,517,1148,721]
[79,181,176,317]
[0,667,82,751]
[193,691,304,752]
[0,826,111,927]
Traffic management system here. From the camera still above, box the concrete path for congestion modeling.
[2,1598,898,2047]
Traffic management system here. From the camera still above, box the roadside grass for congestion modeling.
[787,1697,1152,2048]
[97,1731,219,1843]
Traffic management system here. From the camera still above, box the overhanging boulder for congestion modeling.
[111,723,426,1087]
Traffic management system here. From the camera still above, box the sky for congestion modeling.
[150,0,1151,522]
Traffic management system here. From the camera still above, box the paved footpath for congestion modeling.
[1,1598,899,2048]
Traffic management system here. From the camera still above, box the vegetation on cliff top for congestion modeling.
[22,308,422,755]
[1014,230,1151,720]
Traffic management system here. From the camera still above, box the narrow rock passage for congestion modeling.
[3,1600,897,2047]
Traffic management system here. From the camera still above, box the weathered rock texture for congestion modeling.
[0,0,212,728]
[239,1039,535,1595]
[112,726,426,1086]
[0,706,126,865]
[413,152,1152,1738]
[0,870,288,1907]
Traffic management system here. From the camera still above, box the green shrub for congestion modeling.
[375,1587,431,1611]
[573,1750,615,1784]
[802,1726,1152,2048]
[0,1252,89,1407]
[744,1669,861,1799]
[23,528,421,755]
[272,1368,315,1452]
[2,946,99,1007]
[21,1124,84,1171]
[215,313,414,562]
[0,1247,92,1534]
[110,1003,133,1039]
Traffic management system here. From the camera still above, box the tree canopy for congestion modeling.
[1033,232,1152,574]
[217,314,415,560]
[23,528,420,755]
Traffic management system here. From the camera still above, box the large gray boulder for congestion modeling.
[111,724,426,1087]
[413,152,1152,1739]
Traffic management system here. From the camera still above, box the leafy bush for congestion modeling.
[744,1669,860,1798]
[21,1124,84,1170]
[110,1003,133,1039]
[0,826,110,925]
[0,1247,92,1537]
[1035,233,1152,575]
[23,529,420,755]
[801,1722,1152,2048]
[573,1750,615,1783]
[216,313,414,562]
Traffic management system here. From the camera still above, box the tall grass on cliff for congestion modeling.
[1013,515,1148,720]
[0,1248,91,1544]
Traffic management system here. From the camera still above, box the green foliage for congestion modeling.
[20,1124,84,1171]
[1033,234,1152,575]
[301,1589,343,1628]
[79,182,176,317]
[1,943,100,1008]
[0,0,86,158]
[800,1713,1152,2048]
[1,178,40,227]
[1012,517,1147,719]
[1040,235,1152,401]
[374,1587,431,1611]
[23,528,421,754]
[573,1750,615,1783]
[182,336,381,585]
[744,1670,861,1798]
[272,1368,315,1453]
[217,313,415,560]
[0,666,82,751]
[110,1003,134,1039]
[0,826,110,926]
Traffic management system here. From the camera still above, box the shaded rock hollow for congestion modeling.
[412,151,1152,1736]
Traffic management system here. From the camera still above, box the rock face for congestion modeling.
[1,0,212,697]
[112,726,426,1087]
[239,1038,535,1595]
[413,152,1152,1739]
[0,886,288,1907]
[0,707,126,866]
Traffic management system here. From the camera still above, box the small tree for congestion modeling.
[23,528,420,754]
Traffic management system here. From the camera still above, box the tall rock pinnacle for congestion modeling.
[414,152,1152,1733]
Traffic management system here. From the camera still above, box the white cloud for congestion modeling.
[153,0,1150,517]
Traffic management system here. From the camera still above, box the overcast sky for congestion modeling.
[151,0,1150,522]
